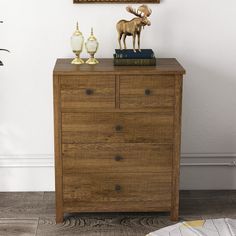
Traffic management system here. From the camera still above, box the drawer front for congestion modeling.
[62,143,173,173]
[60,75,115,110]
[120,75,175,109]
[62,112,174,144]
[63,172,172,204]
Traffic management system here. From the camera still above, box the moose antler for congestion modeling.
[126,6,143,18]
[137,5,152,17]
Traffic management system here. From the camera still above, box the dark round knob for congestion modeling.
[115,184,121,192]
[115,125,123,132]
[85,89,93,95]
[114,155,123,161]
[145,89,151,95]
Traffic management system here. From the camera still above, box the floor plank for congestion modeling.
[0,219,38,236]
[0,192,54,218]
[36,212,202,236]
[0,191,235,236]
[180,190,236,217]
[36,213,172,236]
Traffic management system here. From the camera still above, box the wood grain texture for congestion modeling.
[120,75,175,109]
[53,75,63,223]
[53,58,185,222]
[62,143,173,173]
[62,107,174,113]
[63,172,171,204]
[0,192,47,218]
[61,75,115,110]
[0,219,38,236]
[115,75,120,109]
[0,191,235,236]
[64,202,171,213]
[171,76,183,221]
[62,112,174,144]
[53,59,186,76]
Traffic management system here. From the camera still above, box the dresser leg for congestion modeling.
[170,208,179,221]
[56,211,64,224]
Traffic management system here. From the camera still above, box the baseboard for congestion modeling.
[0,154,54,168]
[0,154,54,167]
[0,154,236,191]
[0,155,54,191]
[180,153,236,190]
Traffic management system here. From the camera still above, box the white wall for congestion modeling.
[0,0,236,191]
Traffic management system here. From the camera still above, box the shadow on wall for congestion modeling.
[0,21,10,66]
[181,57,236,153]
[180,57,236,189]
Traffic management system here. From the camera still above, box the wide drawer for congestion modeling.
[62,143,173,173]
[120,75,175,109]
[60,75,115,110]
[62,112,174,143]
[63,172,172,204]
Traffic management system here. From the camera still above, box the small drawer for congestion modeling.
[63,172,172,204]
[62,112,174,144]
[120,75,175,109]
[62,143,173,173]
[60,75,115,111]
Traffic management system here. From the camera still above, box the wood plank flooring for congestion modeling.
[0,191,235,236]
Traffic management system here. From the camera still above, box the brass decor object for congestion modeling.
[116,5,152,52]
[71,22,84,64]
[85,28,99,64]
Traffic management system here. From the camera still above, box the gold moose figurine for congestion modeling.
[116,5,152,52]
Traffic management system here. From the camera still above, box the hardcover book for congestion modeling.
[114,49,155,59]
[113,57,156,66]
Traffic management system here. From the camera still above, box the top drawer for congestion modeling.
[120,75,175,109]
[61,76,115,110]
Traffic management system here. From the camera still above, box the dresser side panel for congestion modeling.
[53,74,63,223]
[171,75,183,221]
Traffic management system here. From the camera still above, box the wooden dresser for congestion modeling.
[53,58,185,223]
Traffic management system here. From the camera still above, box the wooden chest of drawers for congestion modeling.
[53,58,185,223]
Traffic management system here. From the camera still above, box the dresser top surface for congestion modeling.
[53,58,185,76]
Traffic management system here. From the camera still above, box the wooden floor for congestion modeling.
[0,191,235,236]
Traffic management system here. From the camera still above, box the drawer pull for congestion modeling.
[115,125,123,132]
[144,89,151,95]
[85,89,93,95]
[114,155,123,161]
[115,184,121,192]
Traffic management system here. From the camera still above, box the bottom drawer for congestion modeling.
[63,172,172,208]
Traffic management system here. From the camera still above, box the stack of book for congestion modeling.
[113,49,156,66]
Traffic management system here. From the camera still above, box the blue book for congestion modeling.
[115,49,155,59]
